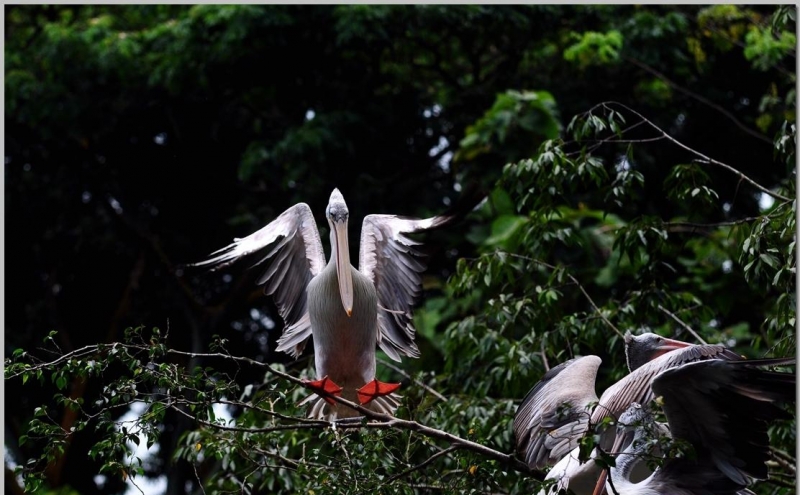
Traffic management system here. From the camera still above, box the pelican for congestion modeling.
[599,358,795,495]
[623,331,740,372]
[514,334,740,470]
[514,334,749,494]
[194,189,451,419]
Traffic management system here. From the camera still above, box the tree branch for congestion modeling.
[377,357,447,403]
[661,199,792,233]
[625,56,772,146]
[597,102,792,203]
[384,445,462,484]
[7,342,536,479]
[504,253,624,338]
[769,448,797,473]
[173,349,535,475]
[656,304,707,345]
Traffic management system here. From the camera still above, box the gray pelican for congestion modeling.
[623,331,741,372]
[194,189,450,419]
[514,334,740,470]
[599,358,795,495]
[514,334,748,494]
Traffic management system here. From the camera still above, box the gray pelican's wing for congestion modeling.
[651,358,796,486]
[358,213,451,361]
[193,203,326,356]
[513,356,602,470]
[591,344,746,427]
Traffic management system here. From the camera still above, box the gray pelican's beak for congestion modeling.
[333,218,354,316]
[592,421,636,495]
[647,337,693,362]
[656,337,692,353]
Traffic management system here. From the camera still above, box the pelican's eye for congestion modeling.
[328,204,349,222]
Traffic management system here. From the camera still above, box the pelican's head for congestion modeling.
[326,188,353,316]
[617,403,648,431]
[624,331,692,372]
[326,188,349,224]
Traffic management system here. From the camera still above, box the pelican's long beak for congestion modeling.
[610,426,633,456]
[333,218,354,316]
[657,337,692,351]
[591,469,608,495]
[652,337,693,360]
[592,430,632,495]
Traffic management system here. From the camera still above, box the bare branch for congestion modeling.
[769,448,797,473]
[540,339,550,372]
[598,102,792,203]
[661,199,792,233]
[179,350,534,475]
[656,304,707,345]
[384,445,462,484]
[503,253,624,338]
[625,56,772,146]
[377,357,447,402]
[18,340,535,479]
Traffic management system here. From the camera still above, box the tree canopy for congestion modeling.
[5,5,796,495]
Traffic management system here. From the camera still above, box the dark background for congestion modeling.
[5,5,794,494]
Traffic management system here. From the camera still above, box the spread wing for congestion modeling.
[652,358,796,486]
[192,203,326,356]
[358,213,451,362]
[591,344,746,427]
[513,356,602,469]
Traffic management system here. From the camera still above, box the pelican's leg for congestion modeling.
[304,375,343,405]
[357,379,401,405]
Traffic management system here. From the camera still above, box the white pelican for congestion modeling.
[600,358,795,495]
[194,189,450,419]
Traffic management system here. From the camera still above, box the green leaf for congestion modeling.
[759,253,778,268]
[484,215,528,247]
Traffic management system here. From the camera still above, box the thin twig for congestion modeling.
[606,470,619,495]
[625,56,772,145]
[384,445,462,484]
[656,304,707,345]
[250,446,331,471]
[661,200,791,231]
[505,253,624,338]
[125,473,146,495]
[168,404,332,433]
[599,101,792,203]
[540,339,550,372]
[192,463,208,495]
[769,448,797,473]
[377,357,447,402]
[762,475,797,489]
[407,484,447,491]
[332,427,359,491]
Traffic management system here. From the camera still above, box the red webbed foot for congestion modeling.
[304,375,343,405]
[357,379,401,405]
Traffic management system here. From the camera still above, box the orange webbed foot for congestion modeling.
[357,379,401,405]
[304,376,343,405]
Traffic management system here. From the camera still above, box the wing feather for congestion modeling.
[193,203,325,357]
[591,344,746,426]
[358,213,452,361]
[652,359,796,486]
[513,356,602,469]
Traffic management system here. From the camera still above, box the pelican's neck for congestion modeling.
[609,430,647,489]
[329,230,338,263]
